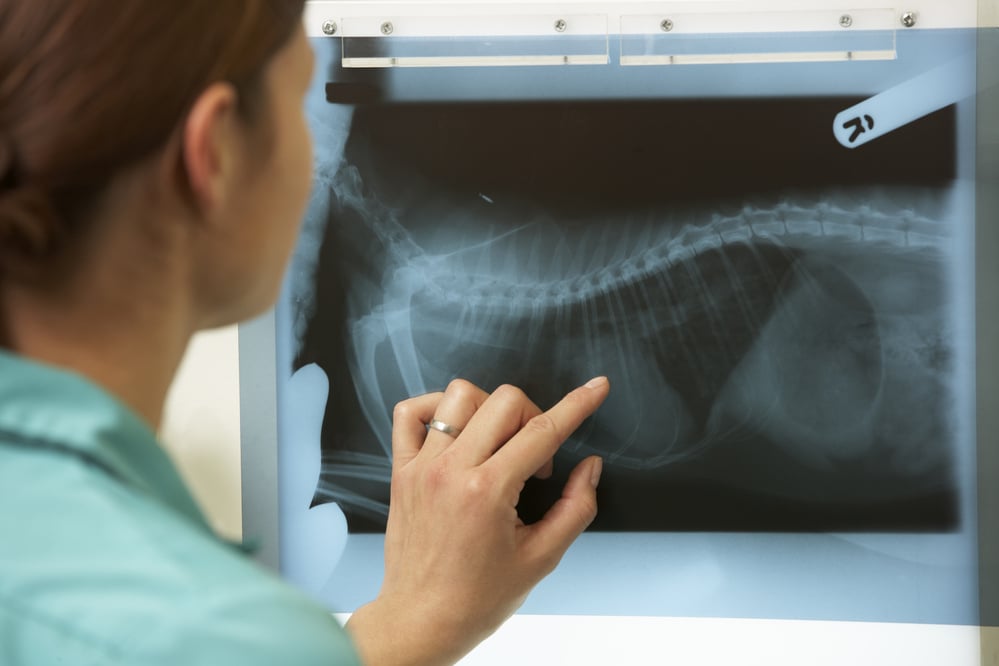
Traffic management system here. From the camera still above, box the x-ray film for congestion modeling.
[267,24,985,622]
[298,99,960,534]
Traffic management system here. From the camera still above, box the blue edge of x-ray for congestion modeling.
[249,26,999,626]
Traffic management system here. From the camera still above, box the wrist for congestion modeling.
[345,594,476,666]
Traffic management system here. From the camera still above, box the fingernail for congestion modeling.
[590,457,603,488]
[584,376,608,389]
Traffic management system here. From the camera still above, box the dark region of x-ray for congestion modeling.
[295,97,960,533]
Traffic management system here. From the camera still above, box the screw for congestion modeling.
[554,19,567,33]
[901,11,917,27]
[661,18,674,32]
[380,21,394,35]
[839,14,853,28]
[321,20,337,36]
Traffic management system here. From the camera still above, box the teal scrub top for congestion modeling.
[0,350,362,665]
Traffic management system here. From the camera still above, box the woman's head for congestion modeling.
[0,0,311,331]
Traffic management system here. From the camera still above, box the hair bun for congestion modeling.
[0,132,16,191]
[0,132,62,268]
[0,186,61,265]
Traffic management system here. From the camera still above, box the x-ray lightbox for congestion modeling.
[239,0,999,631]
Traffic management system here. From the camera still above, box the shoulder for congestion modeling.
[0,444,360,666]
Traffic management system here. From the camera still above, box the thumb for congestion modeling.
[523,456,602,573]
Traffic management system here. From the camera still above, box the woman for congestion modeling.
[0,2,609,665]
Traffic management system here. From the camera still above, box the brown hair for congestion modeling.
[0,0,306,274]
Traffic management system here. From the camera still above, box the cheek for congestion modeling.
[263,118,313,284]
[263,111,311,222]
[281,119,314,225]
[288,125,313,238]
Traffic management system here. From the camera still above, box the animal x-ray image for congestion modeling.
[291,96,961,534]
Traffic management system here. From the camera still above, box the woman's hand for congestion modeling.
[346,377,610,666]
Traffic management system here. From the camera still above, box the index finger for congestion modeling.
[485,377,610,483]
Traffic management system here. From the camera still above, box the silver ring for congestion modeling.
[428,419,462,438]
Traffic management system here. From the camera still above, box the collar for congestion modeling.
[0,349,213,535]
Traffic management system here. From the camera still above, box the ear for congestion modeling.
[180,82,240,216]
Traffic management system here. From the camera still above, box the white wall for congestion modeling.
[983,0,998,26]
[161,326,243,541]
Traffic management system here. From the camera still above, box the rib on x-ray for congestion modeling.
[293,98,961,533]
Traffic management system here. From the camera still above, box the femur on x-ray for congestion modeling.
[293,98,961,533]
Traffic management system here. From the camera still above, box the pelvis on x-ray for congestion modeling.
[296,100,962,533]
